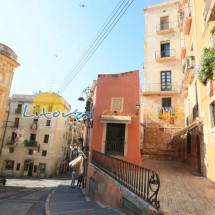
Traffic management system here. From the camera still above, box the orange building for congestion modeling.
[89,70,142,166]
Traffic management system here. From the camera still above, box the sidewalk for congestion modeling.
[45,181,122,215]
[144,160,215,215]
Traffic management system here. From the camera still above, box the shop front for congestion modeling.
[2,160,15,174]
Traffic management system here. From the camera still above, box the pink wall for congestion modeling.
[90,70,142,166]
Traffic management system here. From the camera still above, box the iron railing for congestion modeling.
[142,82,178,92]
[24,140,38,147]
[92,150,160,209]
[155,49,176,58]
[105,141,125,156]
[15,108,22,114]
[156,22,174,31]
[205,0,212,20]
[182,6,192,33]
[182,56,195,82]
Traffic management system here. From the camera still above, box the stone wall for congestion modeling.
[142,127,185,162]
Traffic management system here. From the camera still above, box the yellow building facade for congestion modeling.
[179,0,215,181]
[0,43,19,140]
[0,93,73,177]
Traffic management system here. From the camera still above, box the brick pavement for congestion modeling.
[144,160,215,215]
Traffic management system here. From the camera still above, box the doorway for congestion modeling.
[105,123,125,156]
[196,135,201,173]
[23,160,34,176]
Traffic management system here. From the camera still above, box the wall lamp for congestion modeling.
[136,102,140,115]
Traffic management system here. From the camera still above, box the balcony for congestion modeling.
[156,22,174,35]
[30,123,38,130]
[155,49,176,62]
[13,123,19,129]
[205,0,215,22]
[180,39,186,59]
[24,140,38,148]
[15,108,22,114]
[182,56,195,85]
[182,6,192,35]
[6,141,17,147]
[142,82,179,96]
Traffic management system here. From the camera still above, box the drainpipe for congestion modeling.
[0,110,10,157]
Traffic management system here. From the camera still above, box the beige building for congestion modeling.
[0,43,19,139]
[142,0,185,161]
[179,0,215,181]
[0,93,73,177]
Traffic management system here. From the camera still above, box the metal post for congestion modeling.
[0,110,10,156]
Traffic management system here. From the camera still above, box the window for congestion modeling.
[161,71,171,91]
[30,133,36,141]
[46,120,51,126]
[9,148,14,153]
[44,135,49,143]
[14,118,19,128]
[33,119,38,124]
[17,104,22,109]
[11,132,17,142]
[162,98,171,107]
[16,163,20,171]
[160,41,170,57]
[33,165,38,173]
[210,101,215,127]
[160,16,169,30]
[28,149,33,155]
[42,150,47,156]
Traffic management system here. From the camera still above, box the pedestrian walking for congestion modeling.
[70,169,76,188]
[77,173,84,188]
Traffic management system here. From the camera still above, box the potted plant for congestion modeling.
[196,47,215,85]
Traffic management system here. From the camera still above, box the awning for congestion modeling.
[172,121,200,138]
[100,115,132,124]
[69,156,82,167]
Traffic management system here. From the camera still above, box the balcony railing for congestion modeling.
[155,49,176,60]
[142,82,178,93]
[24,140,38,147]
[15,108,22,114]
[156,22,174,34]
[105,141,125,156]
[204,0,215,21]
[182,6,192,35]
[13,123,19,128]
[92,150,160,209]
[182,56,195,84]
[6,141,16,146]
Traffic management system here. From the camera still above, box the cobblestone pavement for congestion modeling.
[144,160,215,215]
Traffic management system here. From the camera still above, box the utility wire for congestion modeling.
[59,0,134,94]
[57,0,126,93]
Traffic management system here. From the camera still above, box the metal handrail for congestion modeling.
[92,150,160,209]
[156,22,174,31]
[155,49,176,58]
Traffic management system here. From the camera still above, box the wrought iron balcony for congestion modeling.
[105,141,125,156]
[182,6,192,35]
[92,150,160,209]
[24,140,38,147]
[15,108,22,114]
[155,49,176,62]
[142,82,179,95]
[156,22,174,35]
[205,0,215,22]
[182,56,195,85]
[6,141,16,146]
[180,38,186,59]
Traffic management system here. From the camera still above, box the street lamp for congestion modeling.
[136,102,140,115]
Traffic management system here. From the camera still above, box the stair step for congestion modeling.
[50,201,102,213]
[52,208,120,215]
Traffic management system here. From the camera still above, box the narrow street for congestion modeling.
[0,176,70,215]
[144,160,215,215]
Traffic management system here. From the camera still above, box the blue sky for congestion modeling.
[0,0,165,112]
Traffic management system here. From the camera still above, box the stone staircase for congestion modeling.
[46,184,123,215]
